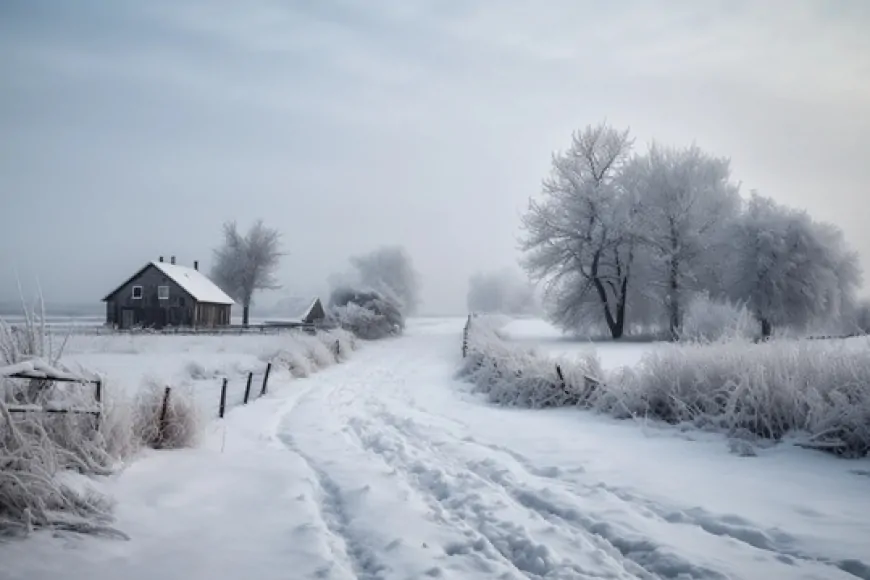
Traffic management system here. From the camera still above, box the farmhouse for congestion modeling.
[102,256,234,329]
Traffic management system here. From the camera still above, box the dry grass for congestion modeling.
[461,315,870,457]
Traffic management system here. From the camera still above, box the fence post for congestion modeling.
[260,363,272,396]
[243,372,253,404]
[158,387,171,447]
[93,379,104,430]
[219,378,228,418]
[555,364,565,390]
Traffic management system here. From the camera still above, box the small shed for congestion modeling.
[102,256,234,329]
[270,297,326,325]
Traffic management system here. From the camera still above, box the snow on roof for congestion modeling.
[151,261,235,305]
[275,296,320,322]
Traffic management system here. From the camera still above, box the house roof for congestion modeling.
[102,261,235,305]
[274,296,322,322]
[152,262,235,305]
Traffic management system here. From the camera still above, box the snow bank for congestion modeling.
[461,316,870,457]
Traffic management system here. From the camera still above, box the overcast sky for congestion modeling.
[1,0,868,314]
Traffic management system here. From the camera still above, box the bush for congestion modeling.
[612,340,870,456]
[132,380,202,450]
[460,316,870,457]
[678,294,757,343]
[262,329,357,378]
[459,315,603,408]
[329,286,404,340]
[0,402,124,538]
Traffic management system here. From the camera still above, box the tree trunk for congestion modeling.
[760,317,772,341]
[242,304,250,326]
[667,259,680,342]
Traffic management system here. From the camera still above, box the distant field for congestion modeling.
[497,318,661,371]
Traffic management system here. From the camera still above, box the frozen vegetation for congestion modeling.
[0,313,357,539]
[463,315,870,458]
[2,317,868,580]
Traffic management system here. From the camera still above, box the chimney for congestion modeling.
[170,256,176,265]
[159,256,164,263]
[194,260,199,271]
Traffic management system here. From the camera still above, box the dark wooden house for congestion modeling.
[102,256,234,329]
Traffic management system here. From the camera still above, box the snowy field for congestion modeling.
[3,317,870,580]
[58,330,337,419]
[496,318,664,370]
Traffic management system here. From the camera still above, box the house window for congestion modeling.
[132,286,143,299]
[158,286,170,300]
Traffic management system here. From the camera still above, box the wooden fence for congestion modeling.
[1,364,103,423]
[216,362,273,419]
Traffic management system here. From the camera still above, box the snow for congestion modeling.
[499,318,663,370]
[0,359,90,381]
[3,317,869,579]
[151,261,234,305]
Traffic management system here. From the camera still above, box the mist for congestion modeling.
[2,0,868,316]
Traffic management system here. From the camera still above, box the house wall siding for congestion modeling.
[105,265,195,329]
[105,264,233,329]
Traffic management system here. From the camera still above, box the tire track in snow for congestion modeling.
[279,432,387,580]
[345,415,615,580]
[349,409,729,580]
[454,435,870,580]
[385,416,870,580]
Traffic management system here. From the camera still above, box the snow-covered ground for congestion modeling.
[58,332,302,418]
[497,318,665,370]
[3,317,870,580]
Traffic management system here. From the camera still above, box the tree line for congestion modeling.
[209,220,419,337]
[520,122,861,340]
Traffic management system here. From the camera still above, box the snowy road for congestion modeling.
[4,319,870,580]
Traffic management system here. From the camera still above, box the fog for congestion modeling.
[1,0,868,315]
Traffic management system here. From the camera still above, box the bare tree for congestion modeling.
[630,143,741,341]
[211,220,283,326]
[351,245,420,315]
[521,122,639,339]
[729,193,861,339]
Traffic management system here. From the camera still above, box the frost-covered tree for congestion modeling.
[630,144,741,340]
[467,269,536,315]
[521,122,639,339]
[351,246,420,314]
[211,220,283,326]
[328,286,404,339]
[730,193,861,339]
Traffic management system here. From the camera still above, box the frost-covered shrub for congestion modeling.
[328,286,404,340]
[459,315,603,408]
[0,403,124,538]
[459,316,870,457]
[678,294,757,343]
[132,380,202,450]
[614,339,870,456]
[262,329,358,378]
[315,328,357,362]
